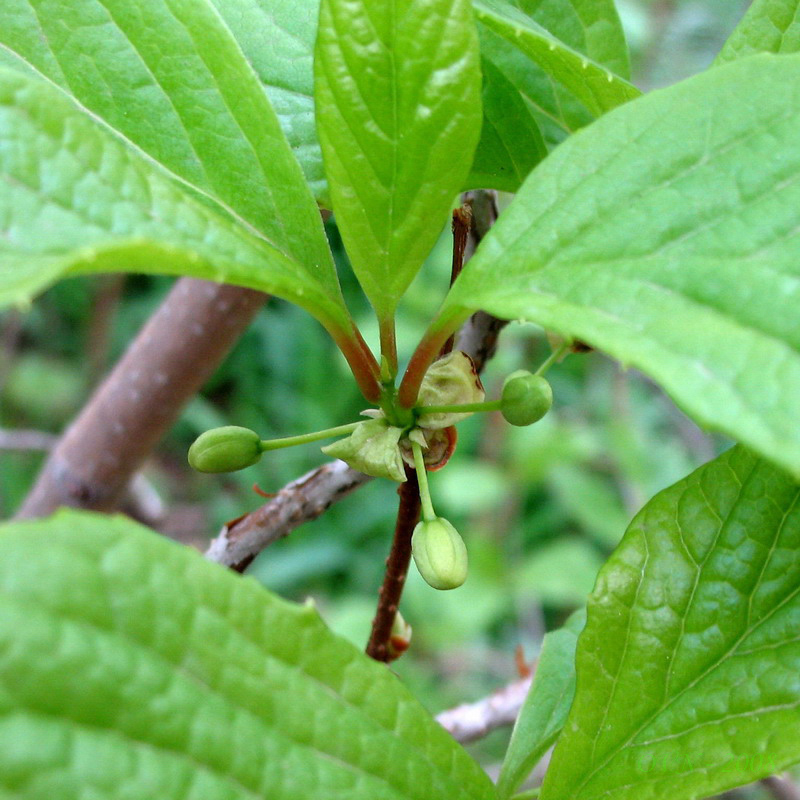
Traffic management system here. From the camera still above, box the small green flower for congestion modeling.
[188,426,262,473]
[501,370,553,426]
[411,516,468,590]
[321,417,406,481]
[415,351,485,429]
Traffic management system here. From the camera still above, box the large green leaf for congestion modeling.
[497,610,584,799]
[0,510,497,800]
[314,0,482,321]
[540,446,800,800]
[717,0,800,62]
[205,0,327,202]
[0,69,350,333]
[440,54,800,477]
[473,0,638,126]
[0,0,340,298]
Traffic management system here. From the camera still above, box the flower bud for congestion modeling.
[188,426,262,473]
[411,517,468,590]
[386,610,412,661]
[501,371,553,426]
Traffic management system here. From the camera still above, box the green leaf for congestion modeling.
[497,610,585,799]
[466,57,547,192]
[477,0,631,144]
[541,446,800,800]
[473,0,639,123]
[717,0,800,63]
[0,0,341,299]
[441,54,800,477]
[0,69,349,333]
[314,0,482,321]
[0,510,497,800]
[205,0,327,202]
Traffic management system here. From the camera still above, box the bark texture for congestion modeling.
[17,278,266,518]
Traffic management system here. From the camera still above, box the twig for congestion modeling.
[762,776,800,800]
[440,203,473,357]
[364,466,419,660]
[205,459,372,571]
[17,278,266,518]
[0,428,57,451]
[365,467,421,660]
[436,675,532,744]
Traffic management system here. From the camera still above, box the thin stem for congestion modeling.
[535,342,570,377]
[259,421,360,452]
[439,204,472,358]
[416,399,502,416]
[411,440,436,521]
[365,467,421,662]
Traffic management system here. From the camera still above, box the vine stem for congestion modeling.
[365,467,421,662]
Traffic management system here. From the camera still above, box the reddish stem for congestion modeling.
[397,316,463,408]
[440,204,472,357]
[329,323,382,402]
[365,467,421,662]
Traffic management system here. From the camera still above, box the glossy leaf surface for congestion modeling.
[473,0,638,123]
[477,0,631,140]
[0,69,349,333]
[541,446,800,800]
[0,511,497,800]
[443,54,800,476]
[314,0,482,320]
[206,0,327,201]
[0,0,344,303]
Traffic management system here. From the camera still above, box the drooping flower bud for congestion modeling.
[188,426,262,473]
[501,371,553,426]
[411,517,468,590]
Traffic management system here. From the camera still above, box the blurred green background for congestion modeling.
[1,1,778,791]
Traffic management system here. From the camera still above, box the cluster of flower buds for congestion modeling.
[187,349,560,592]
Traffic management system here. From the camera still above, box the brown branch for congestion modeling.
[17,278,266,518]
[440,203,473,357]
[762,776,800,800]
[365,467,421,661]
[206,459,372,572]
[436,675,533,744]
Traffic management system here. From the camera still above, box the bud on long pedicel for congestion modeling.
[411,517,468,590]
[501,371,553,427]
[188,426,263,473]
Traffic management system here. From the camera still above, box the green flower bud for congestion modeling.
[411,517,468,590]
[501,371,553,427]
[188,426,262,473]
